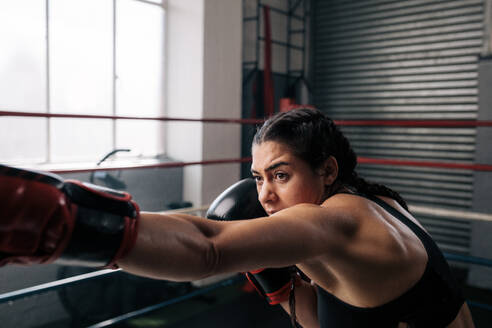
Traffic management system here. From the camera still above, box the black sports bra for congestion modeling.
[316,193,464,328]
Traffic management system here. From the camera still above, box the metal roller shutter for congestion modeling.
[312,0,484,254]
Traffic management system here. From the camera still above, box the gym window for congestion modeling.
[0,0,166,166]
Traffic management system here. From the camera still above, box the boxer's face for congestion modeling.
[251,141,333,215]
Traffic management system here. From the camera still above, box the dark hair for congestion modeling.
[253,108,408,210]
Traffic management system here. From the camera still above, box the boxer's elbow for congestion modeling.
[199,239,222,279]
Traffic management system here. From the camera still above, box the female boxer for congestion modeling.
[0,108,475,327]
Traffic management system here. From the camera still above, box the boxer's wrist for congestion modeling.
[56,181,139,268]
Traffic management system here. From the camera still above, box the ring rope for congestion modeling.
[2,110,492,127]
[410,205,492,223]
[335,120,492,127]
[47,158,253,174]
[0,110,264,125]
[357,157,492,172]
[467,301,492,312]
[444,253,492,267]
[0,269,117,304]
[36,156,491,175]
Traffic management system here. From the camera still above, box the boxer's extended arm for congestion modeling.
[1,165,358,283]
[117,204,357,281]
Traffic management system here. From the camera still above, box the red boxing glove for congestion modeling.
[246,267,302,305]
[0,164,139,268]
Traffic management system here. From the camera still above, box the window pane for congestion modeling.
[116,0,165,116]
[0,117,47,164]
[116,121,163,157]
[49,0,113,115]
[0,0,46,111]
[51,119,112,163]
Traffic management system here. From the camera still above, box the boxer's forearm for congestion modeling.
[117,212,221,281]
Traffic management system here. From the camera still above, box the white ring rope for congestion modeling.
[410,205,492,223]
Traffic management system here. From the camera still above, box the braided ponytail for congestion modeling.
[346,172,408,210]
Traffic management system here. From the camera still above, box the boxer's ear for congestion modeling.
[318,156,338,186]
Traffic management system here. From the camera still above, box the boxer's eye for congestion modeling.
[252,175,263,184]
[274,172,288,181]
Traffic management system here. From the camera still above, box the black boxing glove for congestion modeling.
[206,178,267,221]
[0,164,139,268]
[206,178,299,305]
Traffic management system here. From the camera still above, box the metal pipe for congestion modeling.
[287,0,292,79]
[258,3,303,21]
[112,0,117,152]
[259,36,304,50]
[289,0,302,15]
[243,16,258,22]
[301,0,307,80]
[45,0,51,163]
[133,0,163,6]
[256,0,260,71]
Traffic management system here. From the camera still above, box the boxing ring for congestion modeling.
[1,109,492,326]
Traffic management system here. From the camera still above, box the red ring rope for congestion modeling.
[39,156,492,175]
[2,110,492,127]
[48,158,253,174]
[358,157,492,171]
[0,110,264,125]
[336,120,492,127]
